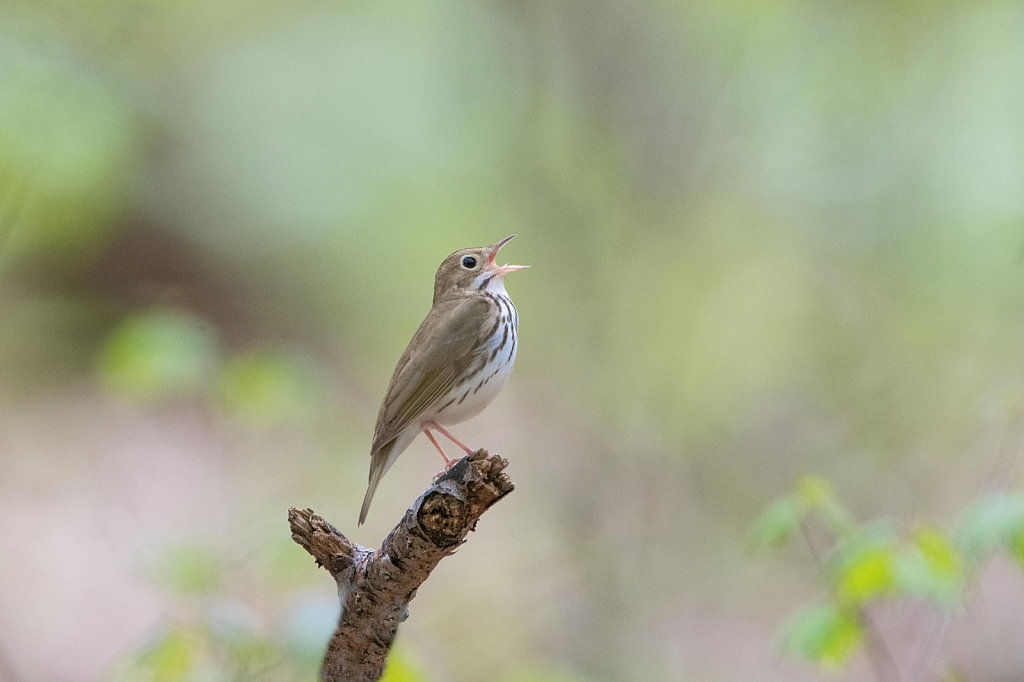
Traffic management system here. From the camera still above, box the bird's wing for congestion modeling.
[370,296,491,455]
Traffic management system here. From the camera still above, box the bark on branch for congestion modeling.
[288,449,515,682]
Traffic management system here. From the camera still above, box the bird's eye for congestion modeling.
[461,256,477,269]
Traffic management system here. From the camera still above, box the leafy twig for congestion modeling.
[799,520,903,682]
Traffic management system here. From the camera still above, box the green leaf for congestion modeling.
[796,476,855,535]
[781,604,862,670]
[829,525,897,605]
[957,492,1024,561]
[749,496,805,550]
[895,527,963,606]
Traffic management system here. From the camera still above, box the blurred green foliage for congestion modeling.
[0,42,140,261]
[781,604,862,671]
[897,526,964,605]
[957,492,1024,562]
[113,543,339,682]
[379,649,426,682]
[828,524,898,605]
[114,621,286,682]
[100,310,220,402]
[115,616,427,682]
[754,479,1024,673]
[748,496,805,549]
[98,307,319,423]
[132,627,197,682]
[216,348,318,424]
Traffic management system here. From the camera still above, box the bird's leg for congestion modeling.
[424,428,459,483]
[424,421,474,455]
[423,428,453,466]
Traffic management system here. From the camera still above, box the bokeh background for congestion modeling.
[4,0,1024,680]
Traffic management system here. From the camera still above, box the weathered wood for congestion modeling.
[288,449,514,682]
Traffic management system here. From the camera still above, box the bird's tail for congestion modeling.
[359,440,395,526]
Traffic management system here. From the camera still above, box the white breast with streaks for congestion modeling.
[428,278,518,427]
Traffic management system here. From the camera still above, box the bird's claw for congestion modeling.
[432,457,463,483]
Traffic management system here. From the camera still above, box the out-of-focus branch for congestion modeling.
[288,449,515,682]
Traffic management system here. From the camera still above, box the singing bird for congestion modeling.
[359,235,527,525]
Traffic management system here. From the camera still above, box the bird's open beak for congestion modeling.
[487,234,529,276]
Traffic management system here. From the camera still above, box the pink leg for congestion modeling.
[424,421,474,455]
[423,428,453,466]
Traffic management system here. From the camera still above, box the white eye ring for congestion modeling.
[461,256,478,269]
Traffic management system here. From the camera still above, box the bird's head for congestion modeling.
[433,235,528,302]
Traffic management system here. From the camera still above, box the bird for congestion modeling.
[359,235,527,525]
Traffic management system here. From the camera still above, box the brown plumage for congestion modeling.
[359,236,526,525]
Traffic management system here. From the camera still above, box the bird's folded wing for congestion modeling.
[370,297,490,455]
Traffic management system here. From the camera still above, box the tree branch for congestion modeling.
[288,449,515,682]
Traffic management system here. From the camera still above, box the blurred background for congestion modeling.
[3,0,1024,680]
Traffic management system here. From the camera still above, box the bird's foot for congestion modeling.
[431,456,464,483]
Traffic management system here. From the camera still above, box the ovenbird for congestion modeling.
[359,235,527,525]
